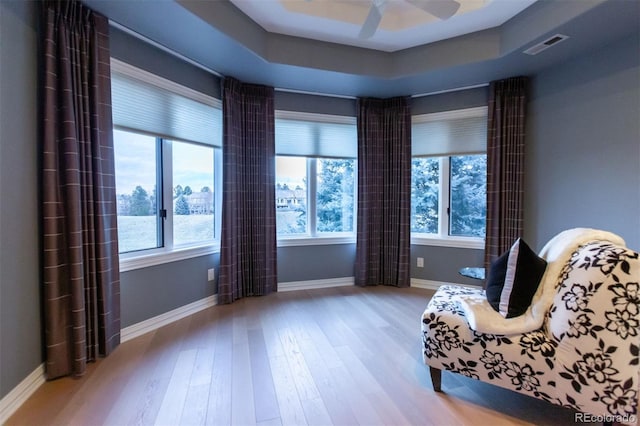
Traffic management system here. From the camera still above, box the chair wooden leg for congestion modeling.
[429,366,442,392]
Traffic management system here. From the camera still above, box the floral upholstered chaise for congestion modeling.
[422,228,640,421]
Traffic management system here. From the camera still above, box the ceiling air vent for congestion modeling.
[523,34,569,56]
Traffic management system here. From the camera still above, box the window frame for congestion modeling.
[410,107,487,250]
[112,59,223,271]
[275,111,357,247]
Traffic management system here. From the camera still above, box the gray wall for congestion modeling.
[120,254,219,327]
[411,86,488,115]
[274,91,356,116]
[0,0,41,399]
[277,245,356,283]
[411,245,485,286]
[525,34,640,252]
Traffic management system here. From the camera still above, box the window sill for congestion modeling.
[119,243,220,272]
[411,235,484,250]
[277,235,356,247]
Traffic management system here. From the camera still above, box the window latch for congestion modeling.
[159,209,167,219]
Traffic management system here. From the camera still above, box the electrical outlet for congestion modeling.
[208,268,215,282]
[417,257,424,268]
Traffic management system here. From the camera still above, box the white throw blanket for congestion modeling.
[454,228,626,335]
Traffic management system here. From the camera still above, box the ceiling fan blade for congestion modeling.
[407,0,461,20]
[358,2,383,39]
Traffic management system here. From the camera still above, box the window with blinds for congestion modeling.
[411,107,487,243]
[274,112,357,240]
[111,59,223,264]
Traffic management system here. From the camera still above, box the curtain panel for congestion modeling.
[484,76,529,273]
[40,0,120,379]
[355,97,412,287]
[219,78,277,304]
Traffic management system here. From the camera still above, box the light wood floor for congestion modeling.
[8,286,585,426]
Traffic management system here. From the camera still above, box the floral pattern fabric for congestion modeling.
[422,241,640,419]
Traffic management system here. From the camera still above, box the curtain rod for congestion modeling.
[109,20,489,101]
[411,83,489,98]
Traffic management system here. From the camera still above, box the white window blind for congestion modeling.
[111,59,222,147]
[412,107,487,157]
[275,112,357,158]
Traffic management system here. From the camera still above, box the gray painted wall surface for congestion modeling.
[411,86,488,115]
[120,254,219,328]
[274,91,356,116]
[277,245,356,283]
[525,34,640,251]
[0,0,41,399]
[411,245,485,286]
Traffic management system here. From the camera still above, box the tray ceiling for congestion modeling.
[230,0,537,51]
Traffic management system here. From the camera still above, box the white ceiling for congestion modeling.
[229,0,538,52]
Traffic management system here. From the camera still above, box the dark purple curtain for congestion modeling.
[219,78,277,304]
[355,97,411,287]
[40,0,120,379]
[484,76,529,273]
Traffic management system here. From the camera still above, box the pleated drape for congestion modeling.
[218,77,277,304]
[355,97,412,287]
[40,0,120,379]
[484,76,529,274]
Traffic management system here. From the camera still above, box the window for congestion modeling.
[114,130,161,253]
[111,59,222,266]
[276,156,307,234]
[411,157,439,234]
[450,154,486,238]
[275,112,357,242]
[316,158,355,233]
[411,107,487,245]
[171,141,215,246]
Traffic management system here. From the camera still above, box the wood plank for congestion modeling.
[231,339,256,425]
[294,330,358,425]
[248,329,280,423]
[180,348,215,425]
[268,355,308,426]
[155,348,198,425]
[299,397,332,426]
[277,327,321,402]
[205,307,233,426]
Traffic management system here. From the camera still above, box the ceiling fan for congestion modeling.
[358,0,461,39]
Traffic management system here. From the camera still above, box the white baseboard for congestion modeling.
[410,278,449,290]
[0,363,45,424]
[279,276,354,292]
[278,277,471,292]
[410,278,482,290]
[121,294,218,343]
